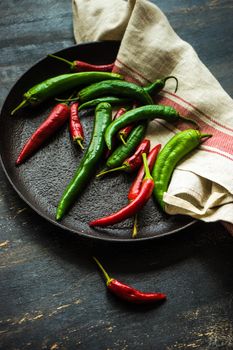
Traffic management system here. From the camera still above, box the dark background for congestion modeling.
[0,1,233,349]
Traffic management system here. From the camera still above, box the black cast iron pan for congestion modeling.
[0,41,195,243]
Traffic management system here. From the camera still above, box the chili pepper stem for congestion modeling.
[11,100,29,115]
[179,116,199,128]
[163,76,179,93]
[119,134,127,145]
[93,257,113,285]
[96,165,127,178]
[55,97,79,103]
[132,214,138,238]
[142,153,153,180]
[48,54,73,69]
[76,139,84,150]
[201,133,212,139]
[59,91,78,105]
[145,76,178,95]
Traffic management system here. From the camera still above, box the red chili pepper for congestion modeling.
[113,107,128,121]
[128,144,161,201]
[70,102,84,150]
[117,103,138,145]
[104,106,129,160]
[48,54,114,72]
[130,144,161,238]
[97,139,150,177]
[16,103,70,165]
[125,138,150,169]
[118,125,133,145]
[90,153,154,227]
[93,257,166,304]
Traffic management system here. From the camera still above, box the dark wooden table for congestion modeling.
[0,1,233,349]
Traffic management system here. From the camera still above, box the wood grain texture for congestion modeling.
[0,0,233,349]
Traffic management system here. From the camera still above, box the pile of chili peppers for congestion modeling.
[12,52,212,305]
[12,53,211,238]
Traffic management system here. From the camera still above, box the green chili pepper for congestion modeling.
[56,102,112,221]
[152,129,212,209]
[77,80,154,106]
[144,76,179,95]
[105,105,198,150]
[105,124,147,170]
[11,72,123,115]
[78,97,132,111]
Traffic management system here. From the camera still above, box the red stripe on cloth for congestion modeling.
[156,96,233,157]
[113,64,143,85]
[115,58,150,84]
[201,148,233,162]
[163,90,233,133]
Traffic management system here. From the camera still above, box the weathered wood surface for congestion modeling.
[0,1,232,349]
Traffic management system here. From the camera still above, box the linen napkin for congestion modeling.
[72,0,233,230]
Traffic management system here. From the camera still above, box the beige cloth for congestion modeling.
[72,0,233,227]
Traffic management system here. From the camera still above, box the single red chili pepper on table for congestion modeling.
[128,144,161,238]
[69,102,84,150]
[90,152,154,227]
[16,102,70,165]
[97,139,150,178]
[48,54,114,72]
[93,257,166,304]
